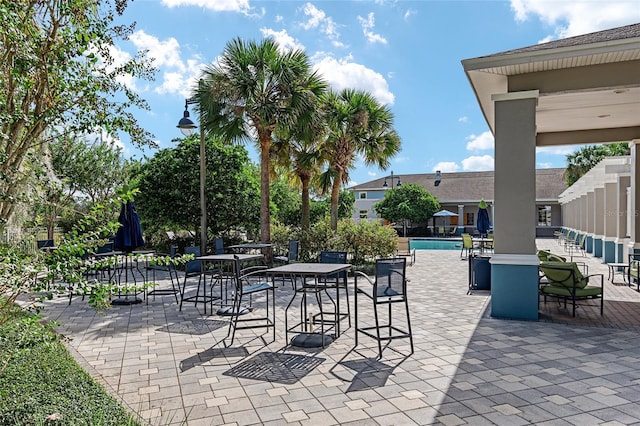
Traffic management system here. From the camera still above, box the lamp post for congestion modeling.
[177,98,207,254]
[382,171,401,189]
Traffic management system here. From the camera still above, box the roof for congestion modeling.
[481,23,640,58]
[462,23,640,146]
[349,168,567,203]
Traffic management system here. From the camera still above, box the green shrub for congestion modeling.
[273,217,397,265]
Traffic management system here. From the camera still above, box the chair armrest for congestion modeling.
[353,270,374,285]
[585,273,604,288]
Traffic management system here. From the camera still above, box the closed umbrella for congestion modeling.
[114,201,145,253]
[112,201,145,305]
[477,200,491,237]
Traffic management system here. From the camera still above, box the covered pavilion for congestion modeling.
[461,23,640,320]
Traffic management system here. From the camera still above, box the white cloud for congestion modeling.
[458,116,468,123]
[536,145,578,156]
[260,28,305,52]
[537,162,553,168]
[312,54,395,105]
[104,45,136,90]
[357,13,388,45]
[462,155,494,171]
[510,0,640,39]
[466,131,494,151]
[161,0,259,16]
[433,162,459,173]
[129,31,184,71]
[367,171,377,177]
[275,14,284,23]
[404,9,417,20]
[125,30,205,98]
[299,3,342,45]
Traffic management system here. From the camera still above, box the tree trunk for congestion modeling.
[330,171,342,231]
[301,176,310,231]
[259,133,272,262]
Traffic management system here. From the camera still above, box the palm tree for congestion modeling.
[196,37,326,252]
[321,89,401,230]
[271,134,325,232]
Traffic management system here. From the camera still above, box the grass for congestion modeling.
[0,302,140,426]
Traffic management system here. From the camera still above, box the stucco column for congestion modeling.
[586,192,595,253]
[603,182,617,263]
[617,175,630,262]
[458,204,465,235]
[593,187,604,257]
[630,140,640,255]
[489,91,538,321]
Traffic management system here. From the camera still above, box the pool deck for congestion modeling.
[30,238,640,425]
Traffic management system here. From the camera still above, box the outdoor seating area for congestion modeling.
[23,238,640,425]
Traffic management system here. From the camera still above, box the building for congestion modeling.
[349,168,567,237]
[461,23,639,320]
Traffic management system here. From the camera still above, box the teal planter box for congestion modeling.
[593,238,602,257]
[491,263,538,321]
[603,241,615,263]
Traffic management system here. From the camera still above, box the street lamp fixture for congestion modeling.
[177,97,207,253]
[382,171,401,188]
[177,100,197,137]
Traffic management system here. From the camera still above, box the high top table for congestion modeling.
[196,253,265,315]
[266,262,352,348]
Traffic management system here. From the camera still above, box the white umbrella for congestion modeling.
[432,210,458,236]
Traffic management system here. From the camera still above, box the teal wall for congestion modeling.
[491,263,539,320]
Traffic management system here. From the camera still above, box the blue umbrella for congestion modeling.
[113,201,145,253]
[477,200,491,237]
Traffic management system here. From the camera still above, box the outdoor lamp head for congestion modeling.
[382,179,388,188]
[177,108,197,137]
[396,177,402,187]
[434,170,441,187]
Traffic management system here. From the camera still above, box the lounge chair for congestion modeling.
[396,237,416,266]
[539,261,603,317]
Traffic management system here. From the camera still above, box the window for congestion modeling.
[359,209,368,219]
[466,212,474,225]
[359,192,367,199]
[537,205,551,226]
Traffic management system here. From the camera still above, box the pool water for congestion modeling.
[410,238,462,251]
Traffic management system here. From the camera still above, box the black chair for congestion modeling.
[273,239,299,287]
[316,251,350,334]
[179,246,221,314]
[215,237,225,254]
[274,239,299,264]
[37,239,55,250]
[354,257,413,358]
[224,255,275,346]
[147,244,180,303]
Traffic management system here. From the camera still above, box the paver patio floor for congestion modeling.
[33,238,640,425]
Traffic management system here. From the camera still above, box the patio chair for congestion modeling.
[274,239,299,264]
[37,239,55,250]
[224,255,275,346]
[629,253,640,290]
[460,233,478,259]
[354,257,413,358]
[147,244,180,303]
[179,246,221,314]
[214,237,225,254]
[273,239,300,287]
[395,237,416,266]
[539,261,603,317]
[314,250,350,332]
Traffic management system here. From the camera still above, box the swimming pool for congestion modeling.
[410,238,462,251]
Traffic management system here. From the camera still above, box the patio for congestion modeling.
[33,239,640,425]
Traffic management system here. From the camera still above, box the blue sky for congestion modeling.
[110,0,640,186]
